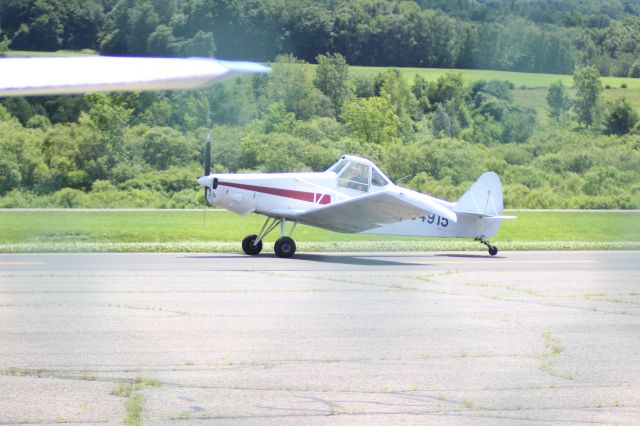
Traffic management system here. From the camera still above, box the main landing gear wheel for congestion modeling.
[242,234,262,255]
[274,236,296,258]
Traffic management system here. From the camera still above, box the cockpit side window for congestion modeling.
[338,162,369,192]
[371,169,389,187]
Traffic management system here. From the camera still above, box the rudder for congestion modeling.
[454,172,503,217]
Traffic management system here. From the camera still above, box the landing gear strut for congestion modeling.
[476,237,498,256]
[241,217,297,258]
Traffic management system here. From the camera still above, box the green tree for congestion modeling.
[546,80,571,121]
[146,24,175,55]
[376,69,420,120]
[427,71,467,110]
[314,53,353,117]
[605,98,639,135]
[141,127,196,170]
[341,95,401,145]
[86,94,132,166]
[173,30,215,57]
[432,102,460,138]
[628,60,640,78]
[265,55,332,120]
[501,106,537,143]
[573,67,603,127]
[412,75,431,113]
[0,31,10,56]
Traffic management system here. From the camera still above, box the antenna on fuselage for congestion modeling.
[395,174,412,185]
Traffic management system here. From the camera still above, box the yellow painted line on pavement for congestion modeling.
[0,261,46,266]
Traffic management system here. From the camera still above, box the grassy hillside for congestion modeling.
[347,65,640,124]
[349,66,640,89]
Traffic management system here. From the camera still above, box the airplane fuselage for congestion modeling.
[200,170,499,240]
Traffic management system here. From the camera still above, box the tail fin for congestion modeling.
[454,172,515,239]
[455,172,504,217]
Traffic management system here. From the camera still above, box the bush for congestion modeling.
[605,98,639,135]
[53,188,86,208]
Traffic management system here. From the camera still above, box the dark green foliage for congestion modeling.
[501,107,537,144]
[314,53,353,117]
[605,98,639,135]
[3,0,640,76]
[341,96,401,145]
[573,67,603,127]
[432,102,461,138]
[140,127,197,170]
[628,60,640,78]
[546,81,571,121]
[427,72,467,109]
[0,33,10,55]
[265,55,332,120]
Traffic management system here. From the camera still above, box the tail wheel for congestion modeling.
[274,237,296,258]
[242,234,262,255]
[488,246,498,256]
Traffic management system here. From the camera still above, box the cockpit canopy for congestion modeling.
[327,155,391,192]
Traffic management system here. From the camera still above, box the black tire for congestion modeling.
[274,237,296,258]
[488,245,498,256]
[242,234,262,255]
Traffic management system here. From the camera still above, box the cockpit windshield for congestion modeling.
[338,162,369,192]
[328,155,391,192]
[327,158,349,175]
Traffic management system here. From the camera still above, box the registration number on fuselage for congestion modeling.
[418,214,449,227]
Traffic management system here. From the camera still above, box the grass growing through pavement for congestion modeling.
[0,209,638,252]
[111,378,160,426]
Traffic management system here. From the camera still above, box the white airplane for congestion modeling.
[198,150,514,258]
[1,55,514,258]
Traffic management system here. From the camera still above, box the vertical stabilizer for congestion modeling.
[454,172,503,217]
[453,172,509,239]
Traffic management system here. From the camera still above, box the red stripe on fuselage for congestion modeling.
[218,181,331,205]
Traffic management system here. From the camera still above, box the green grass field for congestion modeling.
[1,210,638,252]
[350,64,640,119]
[349,65,640,89]
[4,49,97,57]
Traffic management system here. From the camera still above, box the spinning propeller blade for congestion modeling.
[0,56,269,97]
[203,132,212,204]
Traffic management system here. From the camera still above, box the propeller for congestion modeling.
[203,132,212,204]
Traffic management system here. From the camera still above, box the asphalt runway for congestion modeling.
[1,251,639,425]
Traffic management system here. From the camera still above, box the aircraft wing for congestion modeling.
[276,190,457,233]
[0,56,269,97]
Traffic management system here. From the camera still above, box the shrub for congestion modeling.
[605,98,639,135]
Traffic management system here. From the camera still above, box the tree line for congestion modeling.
[1,54,638,209]
[3,0,640,76]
